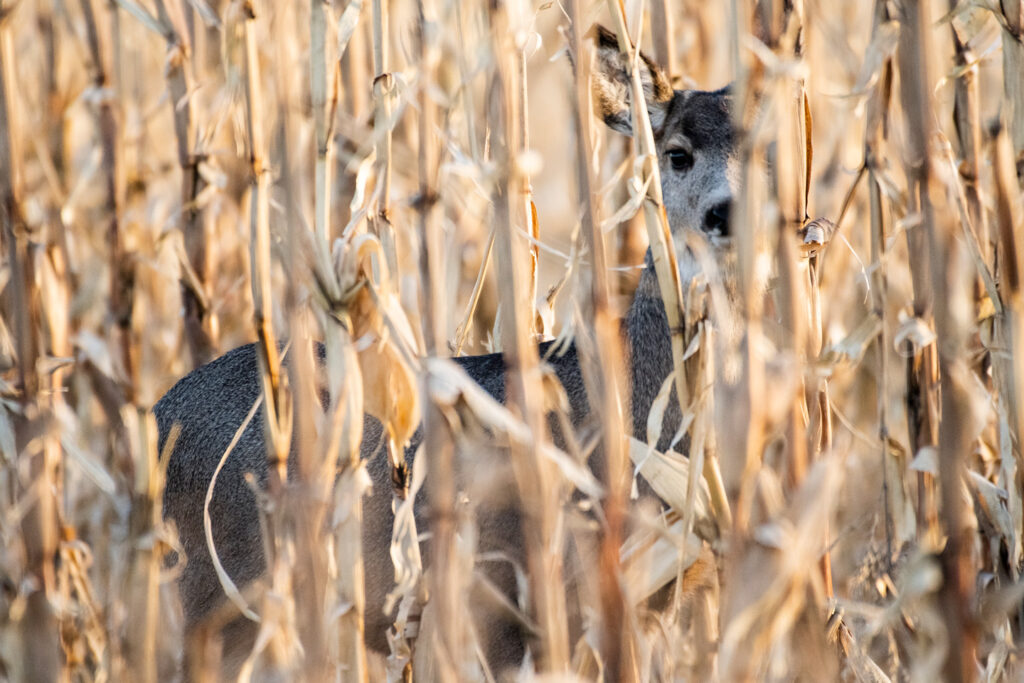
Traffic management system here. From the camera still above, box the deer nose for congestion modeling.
[704,201,730,236]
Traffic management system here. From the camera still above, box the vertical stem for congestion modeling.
[312,0,331,242]
[566,4,632,678]
[867,0,894,566]
[415,0,462,677]
[727,0,764,533]
[1000,0,1024,176]
[489,2,569,672]
[311,1,368,677]
[993,118,1024,597]
[371,0,397,275]
[897,3,975,680]
[241,2,290,633]
[81,0,132,400]
[517,42,538,336]
[648,0,675,76]
[153,0,213,368]
[0,18,60,681]
[895,0,940,545]
[948,5,989,263]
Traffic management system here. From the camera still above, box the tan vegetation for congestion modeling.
[0,0,1022,680]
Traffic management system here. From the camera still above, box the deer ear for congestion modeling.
[589,24,673,135]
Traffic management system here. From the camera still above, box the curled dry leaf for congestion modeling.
[620,518,704,604]
[818,312,882,368]
[799,217,837,257]
[627,436,713,531]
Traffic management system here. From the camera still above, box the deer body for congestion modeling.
[157,27,734,676]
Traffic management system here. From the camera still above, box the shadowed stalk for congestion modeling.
[241,0,288,485]
[724,0,765,533]
[648,0,675,76]
[866,0,895,567]
[0,14,60,681]
[237,6,293,674]
[488,1,570,672]
[312,0,331,243]
[892,1,942,552]
[948,2,990,270]
[311,1,370,677]
[82,0,133,400]
[764,0,811,489]
[566,3,633,678]
[371,0,398,276]
[415,0,465,677]
[152,0,213,368]
[898,3,976,679]
[995,0,1024,580]
[999,0,1024,173]
[992,118,1024,621]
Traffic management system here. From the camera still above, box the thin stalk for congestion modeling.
[312,0,331,242]
[310,1,369,677]
[567,2,632,679]
[152,0,213,368]
[770,5,809,489]
[1000,0,1024,173]
[339,2,368,121]
[648,0,675,76]
[948,5,990,267]
[1,15,60,681]
[731,0,768,534]
[240,12,291,666]
[897,3,976,680]
[81,0,132,399]
[128,412,163,683]
[866,0,894,568]
[895,0,940,546]
[336,2,367,220]
[993,119,1024,589]
[454,0,480,161]
[371,0,398,276]
[243,0,286,473]
[518,41,539,337]
[488,2,569,672]
[415,0,464,677]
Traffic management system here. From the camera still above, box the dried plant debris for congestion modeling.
[0,0,1021,680]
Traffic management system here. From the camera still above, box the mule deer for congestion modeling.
[157,26,735,677]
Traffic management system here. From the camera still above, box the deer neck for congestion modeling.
[623,249,679,449]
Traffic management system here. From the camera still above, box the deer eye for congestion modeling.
[667,148,694,172]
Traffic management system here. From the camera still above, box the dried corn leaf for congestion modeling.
[627,436,712,525]
[620,518,703,603]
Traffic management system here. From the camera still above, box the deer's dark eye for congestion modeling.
[668,148,694,172]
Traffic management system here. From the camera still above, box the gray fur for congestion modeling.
[156,27,735,678]
[591,25,736,242]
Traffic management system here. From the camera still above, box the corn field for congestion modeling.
[1,0,1023,679]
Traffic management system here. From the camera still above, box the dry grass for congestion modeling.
[1,0,1023,680]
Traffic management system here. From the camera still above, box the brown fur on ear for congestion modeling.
[588,24,673,134]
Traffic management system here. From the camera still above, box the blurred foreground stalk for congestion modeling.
[0,16,61,681]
